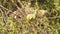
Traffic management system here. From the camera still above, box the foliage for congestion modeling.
[0,0,60,34]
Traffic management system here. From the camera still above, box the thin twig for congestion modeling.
[0,5,9,11]
[0,9,7,25]
[48,15,60,20]
[0,5,13,14]
[0,5,18,18]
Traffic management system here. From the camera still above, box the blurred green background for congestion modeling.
[0,0,60,34]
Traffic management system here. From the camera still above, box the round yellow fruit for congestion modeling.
[26,10,37,21]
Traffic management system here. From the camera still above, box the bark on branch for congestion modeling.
[0,9,7,25]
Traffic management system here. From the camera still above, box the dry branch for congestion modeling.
[16,0,28,14]
[0,5,13,14]
[0,5,21,18]
[0,9,7,25]
[0,5,9,11]
[48,15,60,20]
[16,0,24,8]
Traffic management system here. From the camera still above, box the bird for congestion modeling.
[26,10,37,22]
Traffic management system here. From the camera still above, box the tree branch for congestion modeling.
[48,15,60,20]
[0,9,7,25]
